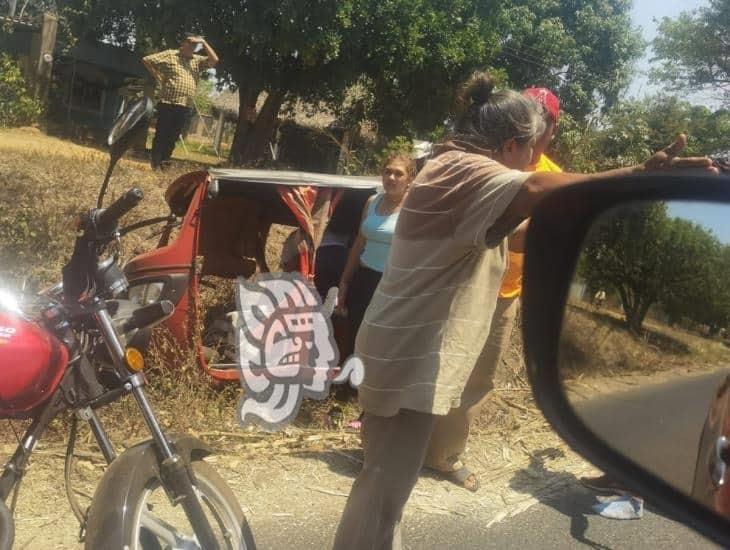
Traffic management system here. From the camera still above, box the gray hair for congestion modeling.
[454,73,545,151]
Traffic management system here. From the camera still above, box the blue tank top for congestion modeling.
[360,194,399,273]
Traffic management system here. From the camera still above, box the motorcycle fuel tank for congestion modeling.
[0,311,68,418]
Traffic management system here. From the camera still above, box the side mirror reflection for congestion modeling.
[560,200,730,517]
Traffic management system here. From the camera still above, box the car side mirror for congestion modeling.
[523,173,730,547]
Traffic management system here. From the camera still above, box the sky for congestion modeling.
[668,202,730,245]
[628,1,729,245]
[627,0,709,100]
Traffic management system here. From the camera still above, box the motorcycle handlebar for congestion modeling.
[96,188,144,233]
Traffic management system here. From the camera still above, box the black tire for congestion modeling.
[89,460,255,550]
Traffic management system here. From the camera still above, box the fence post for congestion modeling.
[28,12,58,106]
[213,111,225,157]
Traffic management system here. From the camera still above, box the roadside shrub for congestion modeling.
[0,54,42,128]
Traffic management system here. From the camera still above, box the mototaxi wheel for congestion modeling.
[85,460,255,550]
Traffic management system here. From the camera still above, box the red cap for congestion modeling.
[523,87,560,123]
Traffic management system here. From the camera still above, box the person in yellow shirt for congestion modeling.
[423,87,561,492]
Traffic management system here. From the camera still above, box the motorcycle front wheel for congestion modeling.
[87,460,255,550]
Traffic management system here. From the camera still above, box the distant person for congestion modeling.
[314,191,366,303]
[424,87,563,492]
[142,34,219,170]
[594,289,607,309]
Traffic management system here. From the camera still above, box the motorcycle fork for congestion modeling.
[0,391,65,502]
[93,305,221,550]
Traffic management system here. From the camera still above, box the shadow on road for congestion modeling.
[508,448,613,550]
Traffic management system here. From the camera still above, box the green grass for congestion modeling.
[145,131,228,166]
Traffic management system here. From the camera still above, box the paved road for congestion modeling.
[253,370,730,549]
[575,369,730,494]
[253,483,717,549]
[407,489,717,549]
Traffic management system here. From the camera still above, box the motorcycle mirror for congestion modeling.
[523,173,730,547]
[98,97,154,208]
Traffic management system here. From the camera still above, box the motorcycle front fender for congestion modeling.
[83,435,213,549]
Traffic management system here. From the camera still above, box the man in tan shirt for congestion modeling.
[143,34,219,170]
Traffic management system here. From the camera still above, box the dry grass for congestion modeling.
[560,302,729,381]
[0,127,190,286]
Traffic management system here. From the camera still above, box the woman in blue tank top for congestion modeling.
[336,153,416,337]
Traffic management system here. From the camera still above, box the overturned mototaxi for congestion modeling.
[124,168,380,383]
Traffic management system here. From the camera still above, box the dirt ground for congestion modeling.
[0,128,725,548]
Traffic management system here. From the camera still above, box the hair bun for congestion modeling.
[464,72,495,105]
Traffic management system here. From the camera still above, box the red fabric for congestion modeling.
[523,87,560,123]
[276,186,344,280]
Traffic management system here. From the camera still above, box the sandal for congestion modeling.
[442,466,480,492]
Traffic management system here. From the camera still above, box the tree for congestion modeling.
[355,0,644,139]
[66,0,644,164]
[580,202,671,333]
[651,0,730,105]
[553,95,730,172]
[662,239,730,334]
[495,0,644,121]
[0,54,42,127]
[342,0,504,138]
[578,202,724,334]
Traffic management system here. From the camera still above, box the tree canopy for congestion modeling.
[495,0,644,121]
[579,201,730,334]
[58,0,645,163]
[651,0,730,106]
[553,95,730,172]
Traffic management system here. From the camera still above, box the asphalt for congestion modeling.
[252,370,730,549]
[253,485,718,549]
[405,494,718,549]
[574,369,730,495]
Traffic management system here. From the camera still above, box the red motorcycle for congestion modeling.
[0,99,254,549]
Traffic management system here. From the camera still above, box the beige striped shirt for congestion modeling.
[355,144,529,416]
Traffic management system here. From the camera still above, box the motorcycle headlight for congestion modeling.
[0,288,22,314]
[128,282,164,306]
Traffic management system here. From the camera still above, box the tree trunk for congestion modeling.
[618,286,652,334]
[229,88,286,166]
[230,85,261,165]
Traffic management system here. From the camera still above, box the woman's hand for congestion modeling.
[639,134,718,174]
[335,283,349,317]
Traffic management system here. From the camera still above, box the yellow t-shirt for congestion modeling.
[499,154,562,298]
[535,154,562,173]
